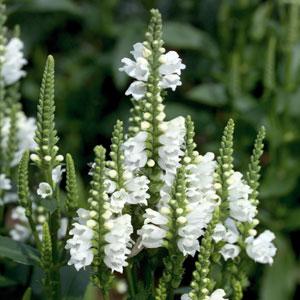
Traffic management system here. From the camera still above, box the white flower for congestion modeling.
[220,244,240,260]
[122,131,148,172]
[210,289,228,300]
[224,218,239,244]
[65,209,94,271]
[104,214,133,273]
[119,43,150,81]
[212,223,227,243]
[125,81,147,100]
[177,202,214,256]
[0,192,18,206]
[159,51,185,75]
[1,112,36,166]
[52,165,65,184]
[158,116,186,207]
[120,57,149,81]
[1,37,27,85]
[144,208,168,225]
[159,74,182,91]
[137,224,167,248]
[110,189,129,213]
[246,230,277,264]
[120,42,185,99]
[186,152,218,207]
[138,209,168,248]
[181,294,190,300]
[37,182,53,199]
[0,174,11,190]
[9,206,31,242]
[58,218,68,239]
[104,179,117,194]
[227,171,255,222]
[229,199,256,223]
[125,175,150,205]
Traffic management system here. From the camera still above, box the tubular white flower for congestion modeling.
[120,42,185,99]
[52,165,65,184]
[37,182,53,199]
[181,289,227,300]
[9,206,31,242]
[210,289,228,300]
[122,131,148,172]
[125,175,150,205]
[1,112,37,166]
[103,214,133,273]
[125,81,147,100]
[158,117,186,207]
[119,42,150,81]
[159,51,185,76]
[65,209,94,271]
[177,203,214,256]
[58,217,68,239]
[1,37,27,85]
[110,188,129,213]
[0,174,11,190]
[159,74,182,91]
[138,208,168,248]
[245,230,277,264]
[212,223,227,243]
[220,243,240,261]
[227,171,256,222]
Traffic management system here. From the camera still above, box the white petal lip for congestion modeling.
[125,81,147,100]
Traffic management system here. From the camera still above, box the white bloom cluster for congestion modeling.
[246,230,277,264]
[182,289,228,300]
[138,208,168,248]
[9,206,31,242]
[212,218,241,261]
[227,171,256,223]
[65,208,94,271]
[119,42,185,100]
[104,214,134,273]
[1,37,27,85]
[177,153,219,257]
[105,172,150,213]
[122,131,148,172]
[1,112,36,166]
[158,117,186,207]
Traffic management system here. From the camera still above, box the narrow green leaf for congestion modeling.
[187,83,228,107]
[0,236,40,265]
[22,287,32,300]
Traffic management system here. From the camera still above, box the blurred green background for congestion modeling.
[4,0,300,299]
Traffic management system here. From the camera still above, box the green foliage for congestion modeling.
[0,235,39,265]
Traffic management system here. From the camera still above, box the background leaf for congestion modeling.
[0,236,39,266]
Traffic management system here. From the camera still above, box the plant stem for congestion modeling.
[126,263,136,297]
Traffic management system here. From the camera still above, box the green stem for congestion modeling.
[126,263,136,297]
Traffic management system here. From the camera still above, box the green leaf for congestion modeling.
[187,83,228,107]
[283,208,300,230]
[22,287,32,300]
[0,275,17,288]
[250,2,272,41]
[61,266,90,300]
[0,236,40,266]
[25,0,80,15]
[83,283,97,300]
[259,235,297,300]
[163,22,218,56]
